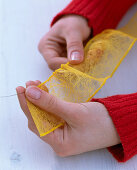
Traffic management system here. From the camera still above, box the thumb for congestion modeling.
[25,86,77,121]
[66,32,84,64]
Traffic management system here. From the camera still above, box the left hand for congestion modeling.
[16,80,120,157]
[38,15,91,70]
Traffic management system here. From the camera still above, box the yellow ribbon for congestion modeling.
[27,12,137,137]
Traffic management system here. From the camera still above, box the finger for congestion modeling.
[44,54,67,70]
[38,36,67,70]
[26,80,41,88]
[35,80,41,85]
[66,31,84,64]
[16,86,32,120]
[25,86,79,121]
[16,86,40,134]
[16,86,58,146]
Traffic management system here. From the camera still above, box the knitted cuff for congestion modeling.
[91,92,137,162]
[51,0,136,35]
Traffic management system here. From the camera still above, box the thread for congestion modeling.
[0,92,24,99]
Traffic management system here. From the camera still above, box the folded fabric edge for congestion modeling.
[29,32,137,137]
[86,38,137,102]
[40,122,64,137]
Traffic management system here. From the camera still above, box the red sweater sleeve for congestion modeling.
[91,92,137,162]
[51,0,137,35]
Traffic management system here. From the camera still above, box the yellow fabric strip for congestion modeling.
[119,12,137,38]
[86,37,137,102]
[40,123,64,137]
[27,27,137,137]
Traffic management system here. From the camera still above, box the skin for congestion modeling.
[16,15,120,157]
[38,15,91,70]
[16,81,120,157]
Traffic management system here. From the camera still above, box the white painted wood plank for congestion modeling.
[0,0,137,170]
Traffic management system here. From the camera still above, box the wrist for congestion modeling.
[92,102,121,148]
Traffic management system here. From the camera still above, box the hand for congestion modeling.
[38,15,91,70]
[16,81,120,157]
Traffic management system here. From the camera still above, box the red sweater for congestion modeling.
[51,0,137,162]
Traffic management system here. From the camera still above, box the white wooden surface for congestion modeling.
[0,0,137,169]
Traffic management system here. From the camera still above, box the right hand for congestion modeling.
[38,15,91,70]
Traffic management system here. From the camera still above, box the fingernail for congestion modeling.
[70,51,81,61]
[26,86,41,99]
